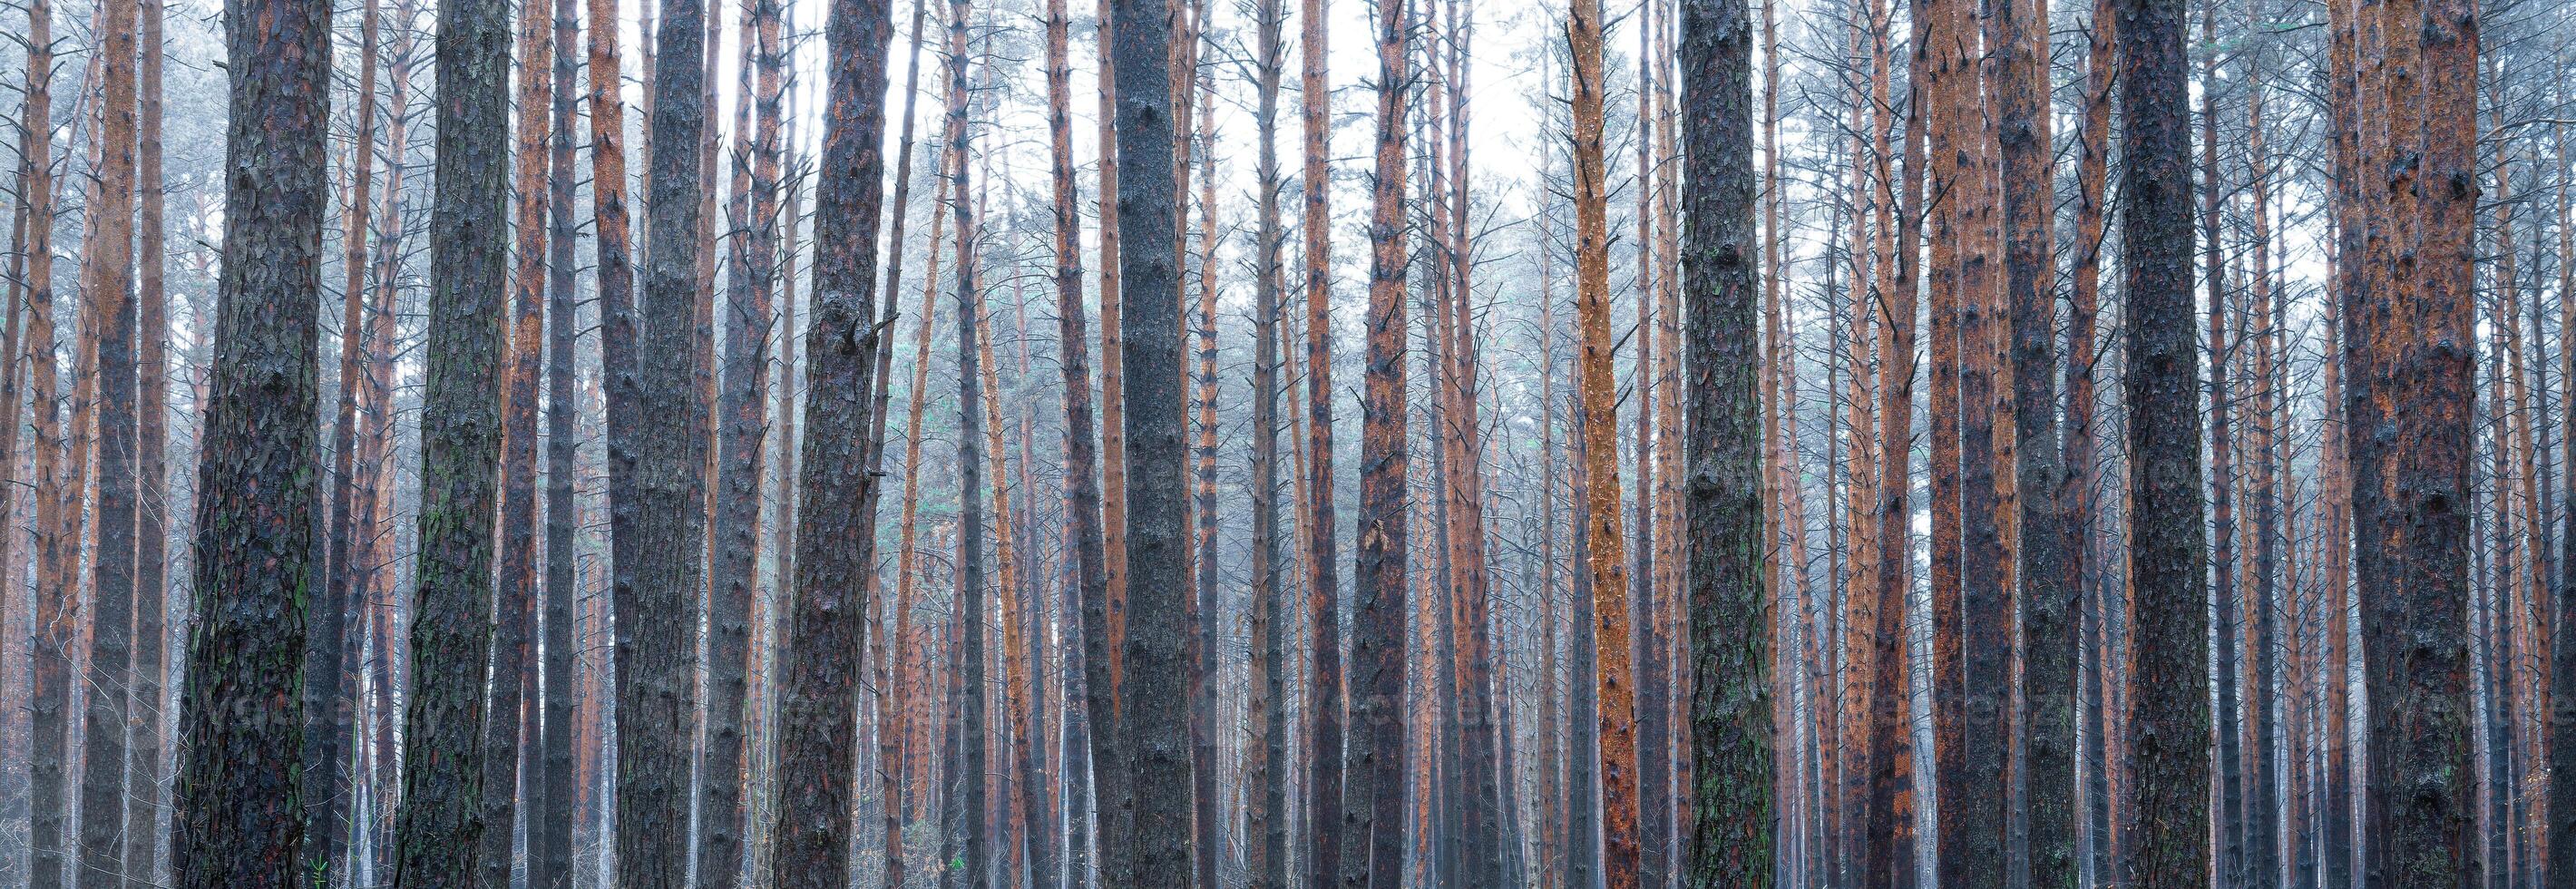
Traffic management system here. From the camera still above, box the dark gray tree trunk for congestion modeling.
[533,0,583,878]
[617,0,715,872]
[389,0,508,874]
[770,0,894,880]
[2114,0,2211,881]
[171,0,331,878]
[1677,0,1771,884]
[1106,0,1197,883]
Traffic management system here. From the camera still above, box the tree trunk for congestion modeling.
[1431,7,1506,883]
[1677,0,1771,882]
[78,0,141,874]
[170,0,330,877]
[533,0,583,877]
[124,0,171,878]
[18,0,72,874]
[1990,0,2071,876]
[617,0,716,868]
[314,0,382,877]
[355,6,421,863]
[2114,0,2211,879]
[388,0,509,872]
[2356,0,2478,875]
[2068,0,2115,876]
[583,0,644,874]
[1630,7,1669,883]
[1955,0,2010,870]
[949,17,990,882]
[1246,0,1290,884]
[1187,62,1226,889]
[480,0,555,878]
[2552,117,2576,888]
[883,67,959,880]
[1299,0,1346,882]
[1337,1,1411,885]
[1571,0,1638,882]
[704,0,784,874]
[1922,0,1968,874]
[1105,0,1196,881]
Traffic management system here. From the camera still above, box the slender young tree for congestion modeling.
[19,0,72,875]
[772,0,895,879]
[124,0,173,877]
[1301,0,1348,883]
[703,0,785,876]
[1570,0,1639,884]
[2116,0,2212,880]
[389,0,508,870]
[1039,0,1117,877]
[312,0,383,876]
[1245,0,1293,884]
[480,0,556,877]
[532,0,584,878]
[879,133,954,889]
[77,0,141,874]
[171,0,331,878]
[1678,0,1771,884]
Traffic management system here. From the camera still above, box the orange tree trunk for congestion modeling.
[1570,0,1638,883]
[1342,0,1412,883]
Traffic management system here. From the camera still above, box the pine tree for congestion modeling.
[2116,0,2213,879]
[1300,0,1347,882]
[1678,0,1771,883]
[618,0,717,870]
[170,0,332,880]
[390,0,509,872]
[1342,0,1412,884]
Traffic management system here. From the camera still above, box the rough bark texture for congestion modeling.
[770,0,894,877]
[2115,0,2212,881]
[170,0,330,877]
[1107,0,1197,883]
[19,0,69,876]
[2356,0,2478,878]
[533,0,583,878]
[1570,0,1639,884]
[617,0,715,872]
[1340,1,1410,885]
[1922,0,1968,874]
[1246,0,1291,884]
[1991,0,2071,878]
[703,0,784,876]
[584,6,639,874]
[389,0,507,874]
[1678,0,1772,884]
[1300,0,1346,883]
